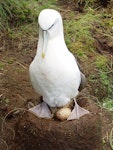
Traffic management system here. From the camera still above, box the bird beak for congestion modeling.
[42,30,47,59]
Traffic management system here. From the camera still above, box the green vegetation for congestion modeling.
[95,55,108,70]
[103,99,113,111]
[64,9,101,59]
[95,55,112,97]
[103,127,113,150]
[0,0,57,29]
[0,61,4,71]
[110,128,113,149]
[0,0,34,29]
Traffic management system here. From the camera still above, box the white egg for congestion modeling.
[56,108,71,121]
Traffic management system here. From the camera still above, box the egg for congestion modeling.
[56,108,71,121]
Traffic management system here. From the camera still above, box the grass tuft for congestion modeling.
[64,9,101,57]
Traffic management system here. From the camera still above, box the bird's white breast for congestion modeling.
[29,38,81,107]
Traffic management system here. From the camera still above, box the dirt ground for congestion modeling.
[0,2,113,150]
[14,99,102,150]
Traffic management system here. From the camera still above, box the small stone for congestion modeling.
[27,101,35,109]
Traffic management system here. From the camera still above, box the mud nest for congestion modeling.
[14,97,102,150]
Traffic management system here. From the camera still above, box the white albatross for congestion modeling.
[29,9,89,120]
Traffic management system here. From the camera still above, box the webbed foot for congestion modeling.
[67,98,89,120]
[29,102,52,119]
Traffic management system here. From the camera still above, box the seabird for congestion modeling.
[29,9,89,120]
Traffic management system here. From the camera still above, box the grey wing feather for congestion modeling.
[75,58,86,91]
[79,72,86,91]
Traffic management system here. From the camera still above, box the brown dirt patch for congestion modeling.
[14,98,101,150]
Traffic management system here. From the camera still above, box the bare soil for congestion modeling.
[11,97,102,150]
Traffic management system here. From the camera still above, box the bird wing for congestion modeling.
[75,58,86,91]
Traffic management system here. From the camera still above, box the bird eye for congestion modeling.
[48,23,55,30]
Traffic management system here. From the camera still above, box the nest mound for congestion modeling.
[13,97,102,150]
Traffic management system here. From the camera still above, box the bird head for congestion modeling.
[38,9,63,58]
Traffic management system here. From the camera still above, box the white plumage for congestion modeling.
[29,9,89,120]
